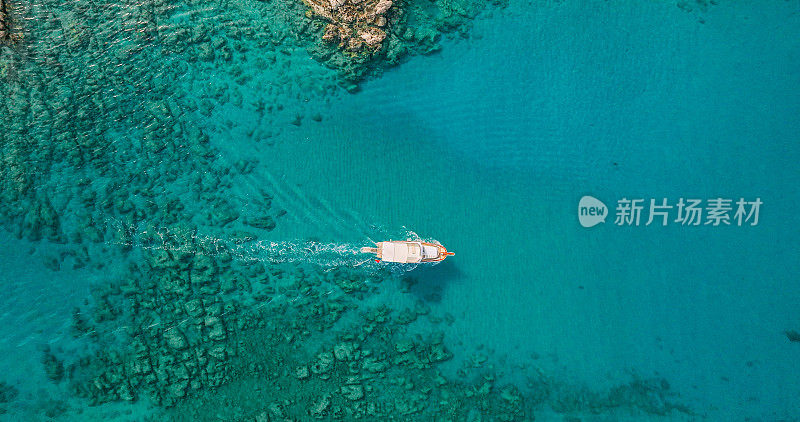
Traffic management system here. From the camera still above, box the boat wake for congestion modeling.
[107,222,432,275]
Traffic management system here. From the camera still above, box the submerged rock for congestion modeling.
[164,328,189,350]
[42,348,65,382]
[394,339,415,354]
[245,216,276,231]
[361,357,388,373]
[309,394,330,418]
[197,44,215,61]
[340,384,364,401]
[0,381,18,403]
[310,351,335,374]
[208,344,227,360]
[205,316,227,341]
[426,344,452,363]
[333,341,358,361]
[295,365,310,380]
[184,299,205,318]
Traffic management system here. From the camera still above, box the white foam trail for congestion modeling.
[107,222,371,269]
[232,239,364,267]
[107,221,438,277]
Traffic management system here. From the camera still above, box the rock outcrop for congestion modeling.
[303,0,394,53]
[0,0,9,42]
[0,0,22,44]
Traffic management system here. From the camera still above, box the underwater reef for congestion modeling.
[63,238,531,419]
[0,0,702,420]
[58,230,688,420]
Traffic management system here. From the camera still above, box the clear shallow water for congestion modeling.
[220,0,800,419]
[1,0,798,420]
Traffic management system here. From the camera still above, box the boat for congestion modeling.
[360,240,454,263]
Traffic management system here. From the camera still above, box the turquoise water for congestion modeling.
[230,1,800,418]
[233,0,800,417]
[1,0,799,420]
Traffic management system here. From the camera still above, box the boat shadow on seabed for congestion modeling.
[400,259,464,303]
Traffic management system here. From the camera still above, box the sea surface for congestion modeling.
[1,0,798,420]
